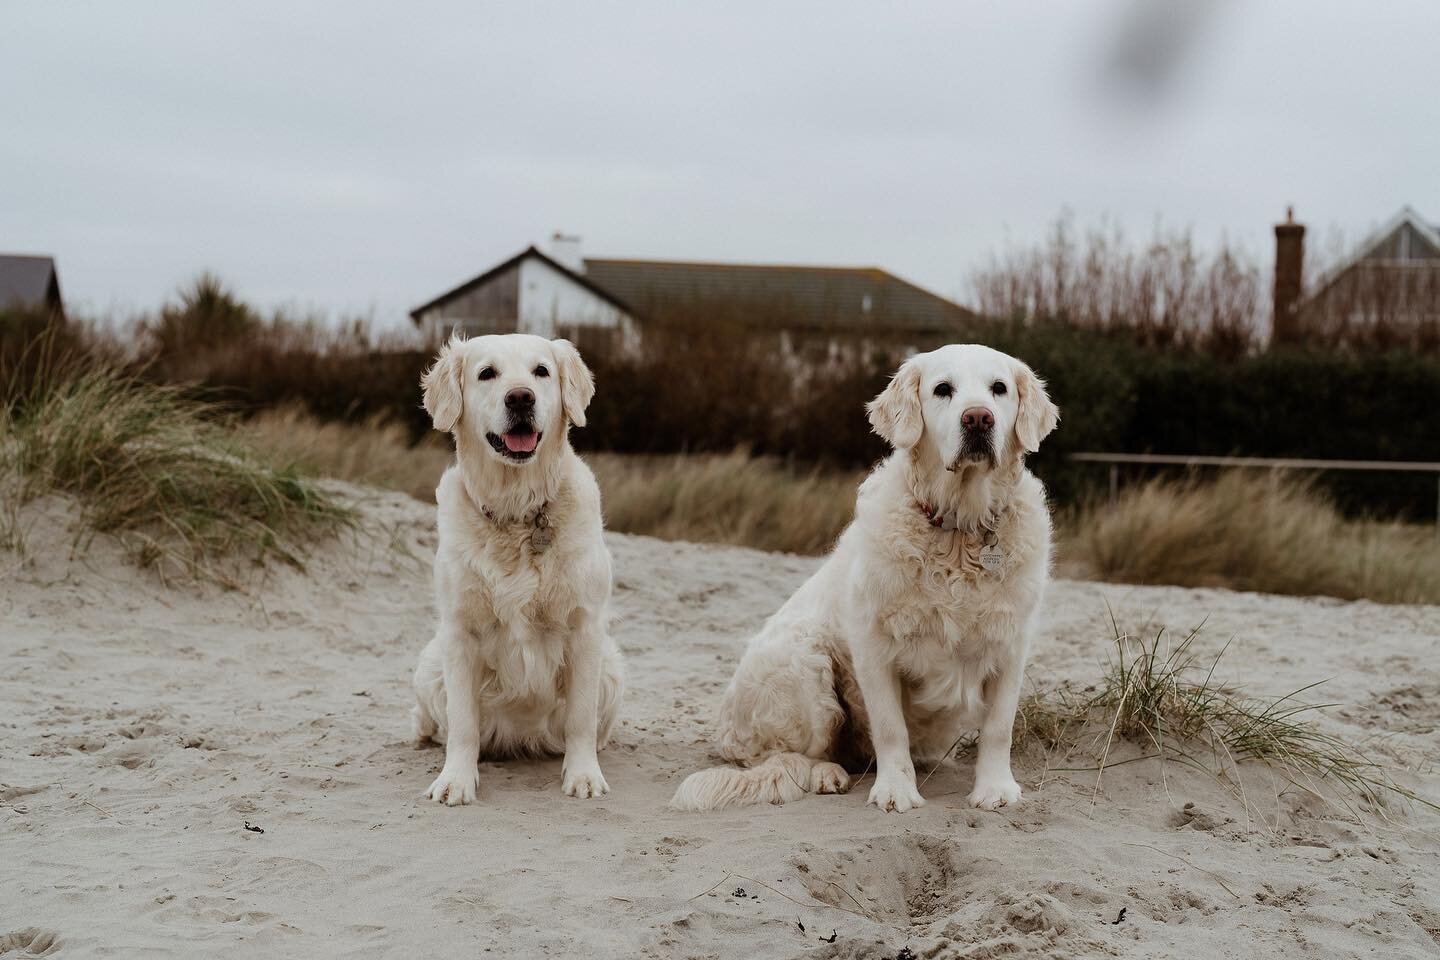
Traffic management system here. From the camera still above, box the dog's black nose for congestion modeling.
[961,407,994,431]
[505,387,535,411]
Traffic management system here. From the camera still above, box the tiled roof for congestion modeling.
[582,258,973,333]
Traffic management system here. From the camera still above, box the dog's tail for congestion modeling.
[670,752,847,812]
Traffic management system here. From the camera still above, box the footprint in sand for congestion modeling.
[0,928,63,957]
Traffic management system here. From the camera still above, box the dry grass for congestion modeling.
[1,371,353,586]
[243,412,862,556]
[240,406,453,503]
[587,450,860,555]
[238,410,1438,604]
[1009,617,1436,821]
[1065,469,1440,605]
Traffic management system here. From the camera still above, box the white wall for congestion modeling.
[517,257,631,338]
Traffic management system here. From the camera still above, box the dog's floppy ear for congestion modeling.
[1013,359,1059,454]
[551,338,595,428]
[866,359,923,449]
[421,336,465,433]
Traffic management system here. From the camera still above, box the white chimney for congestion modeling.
[550,232,584,274]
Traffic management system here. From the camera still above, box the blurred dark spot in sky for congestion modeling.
[1101,0,1227,110]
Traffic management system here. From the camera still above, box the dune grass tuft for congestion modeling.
[1065,469,1440,604]
[1011,616,1435,820]
[2,370,353,586]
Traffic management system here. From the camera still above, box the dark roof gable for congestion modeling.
[410,246,631,322]
[0,255,62,314]
[1301,206,1440,314]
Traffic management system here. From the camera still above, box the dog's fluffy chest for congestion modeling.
[454,526,574,625]
[881,534,1019,642]
[891,583,1011,674]
[868,526,1034,722]
[443,524,575,709]
[881,592,1018,736]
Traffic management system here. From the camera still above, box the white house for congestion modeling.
[1280,206,1440,344]
[410,236,637,350]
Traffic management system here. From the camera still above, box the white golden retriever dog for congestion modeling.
[673,344,1058,814]
[411,333,623,804]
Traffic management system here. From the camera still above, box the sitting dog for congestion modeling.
[672,344,1058,813]
[412,333,623,804]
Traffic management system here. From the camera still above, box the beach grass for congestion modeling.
[1,370,353,586]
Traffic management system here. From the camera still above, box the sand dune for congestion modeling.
[2,487,1438,958]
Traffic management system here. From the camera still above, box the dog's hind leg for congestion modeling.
[673,631,851,812]
[716,632,846,764]
[810,760,850,795]
[411,635,447,744]
[594,642,625,747]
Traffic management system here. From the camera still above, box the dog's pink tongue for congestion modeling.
[503,431,538,453]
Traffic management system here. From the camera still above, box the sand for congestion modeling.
[2,486,1438,959]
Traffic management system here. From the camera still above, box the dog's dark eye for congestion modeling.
[991,380,1008,396]
[533,365,549,378]
[478,366,496,381]
[933,382,953,399]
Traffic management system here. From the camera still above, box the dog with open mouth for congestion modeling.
[673,344,1059,814]
[410,333,623,804]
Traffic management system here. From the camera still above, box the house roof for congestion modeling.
[409,246,631,322]
[1330,206,1440,270]
[581,257,973,333]
[1303,206,1440,310]
[412,246,975,334]
[0,254,61,312]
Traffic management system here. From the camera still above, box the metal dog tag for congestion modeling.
[979,537,1004,572]
[531,512,553,553]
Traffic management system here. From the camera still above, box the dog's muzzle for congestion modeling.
[485,387,544,462]
[954,406,996,468]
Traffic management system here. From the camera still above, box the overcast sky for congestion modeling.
[4,1,1438,326]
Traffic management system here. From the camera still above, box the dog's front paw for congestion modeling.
[426,765,480,805]
[968,777,1022,811]
[868,773,925,813]
[561,762,609,799]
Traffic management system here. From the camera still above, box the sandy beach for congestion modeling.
[3,486,1438,959]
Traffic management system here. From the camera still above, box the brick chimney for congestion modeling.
[1272,206,1305,345]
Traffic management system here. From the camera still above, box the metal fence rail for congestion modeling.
[1069,452,1440,531]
